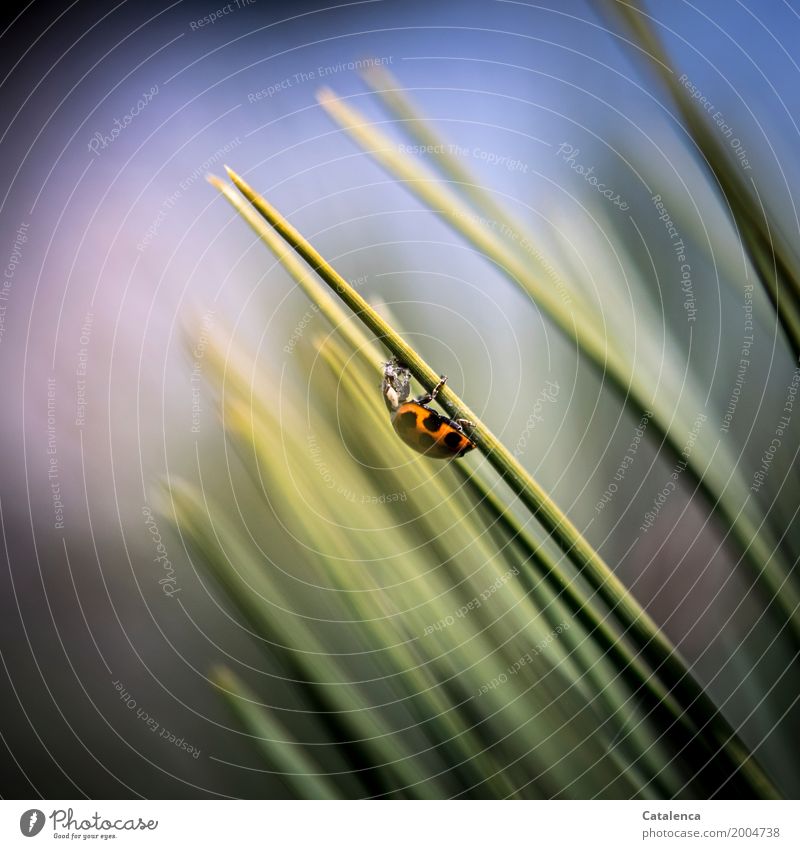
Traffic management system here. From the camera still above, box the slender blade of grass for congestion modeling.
[593,0,800,356]
[359,64,574,297]
[211,666,341,799]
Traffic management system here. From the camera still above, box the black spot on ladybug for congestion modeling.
[399,410,417,429]
[423,414,442,432]
[418,433,435,449]
[444,431,463,449]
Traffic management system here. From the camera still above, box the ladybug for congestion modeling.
[382,358,475,459]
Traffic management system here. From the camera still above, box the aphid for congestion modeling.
[382,358,475,459]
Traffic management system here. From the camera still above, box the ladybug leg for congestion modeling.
[453,418,475,432]
[415,374,447,405]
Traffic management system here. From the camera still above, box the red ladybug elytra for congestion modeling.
[382,359,475,459]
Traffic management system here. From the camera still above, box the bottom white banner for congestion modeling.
[2,799,797,848]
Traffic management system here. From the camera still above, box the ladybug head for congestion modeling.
[382,358,412,412]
